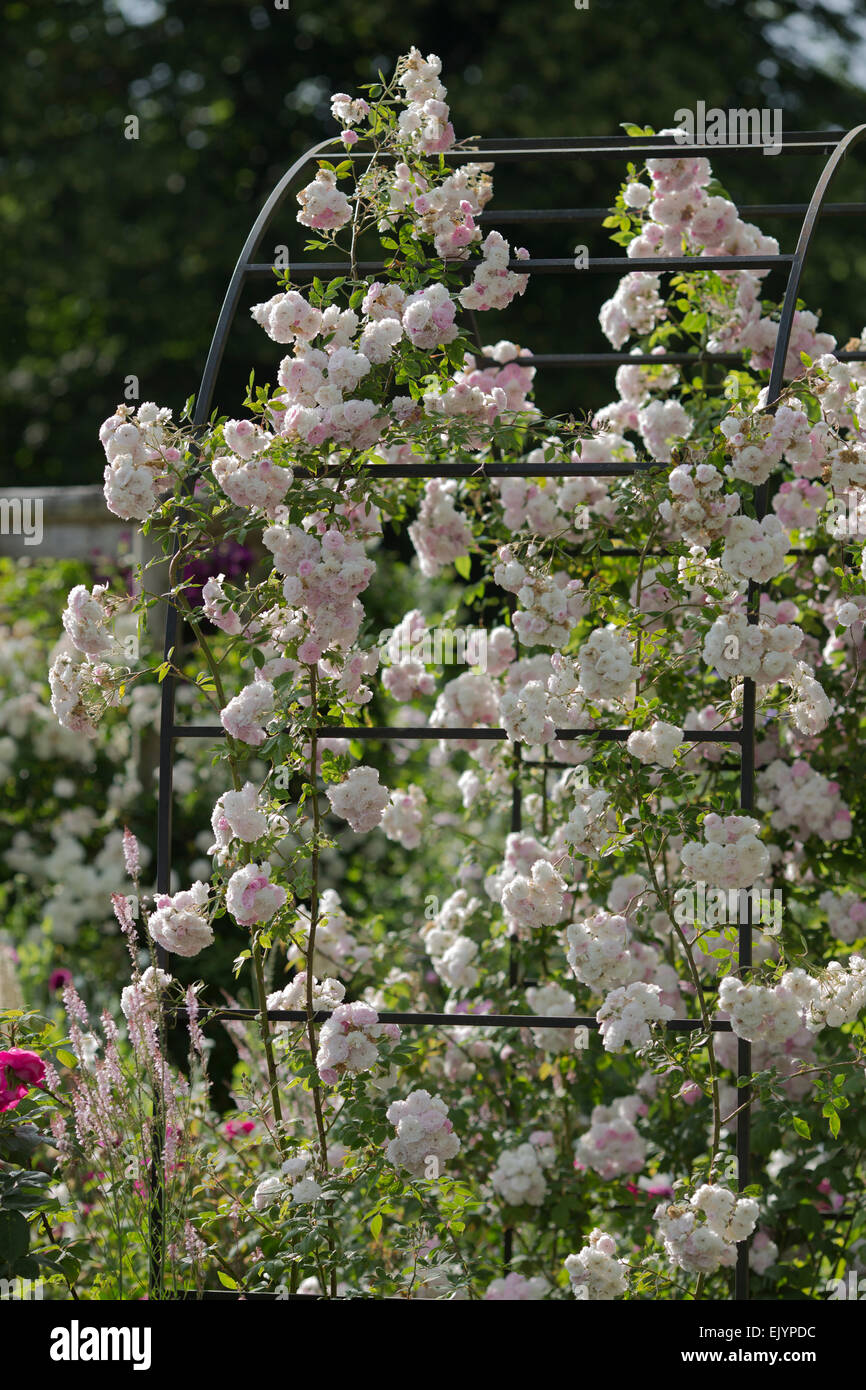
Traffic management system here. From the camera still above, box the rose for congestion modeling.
[0,1048,47,1112]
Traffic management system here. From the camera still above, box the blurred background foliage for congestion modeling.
[5,0,866,484]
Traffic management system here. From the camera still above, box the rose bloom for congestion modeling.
[0,1049,47,1112]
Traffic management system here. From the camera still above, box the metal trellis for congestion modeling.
[150,128,866,1301]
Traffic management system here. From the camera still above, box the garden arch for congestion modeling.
[152,127,866,1300]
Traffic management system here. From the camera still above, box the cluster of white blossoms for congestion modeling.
[379,159,492,259]
[61,585,116,658]
[226,862,287,927]
[220,680,275,747]
[659,460,741,546]
[575,626,639,703]
[596,981,675,1052]
[749,1230,779,1275]
[421,890,481,992]
[500,858,569,934]
[484,1272,548,1301]
[599,270,666,349]
[430,672,500,744]
[635,397,693,463]
[566,909,636,994]
[120,965,172,1022]
[719,957,866,1042]
[395,47,454,154]
[457,229,529,313]
[253,1153,323,1210]
[326,766,391,833]
[495,446,615,537]
[655,1185,760,1274]
[796,958,866,1031]
[546,652,591,726]
[702,610,804,684]
[717,973,808,1049]
[819,889,866,944]
[402,282,459,350]
[499,680,555,746]
[720,514,790,585]
[626,720,684,768]
[100,402,176,521]
[493,550,587,648]
[201,574,243,635]
[251,289,324,344]
[498,650,602,750]
[48,651,120,738]
[757,759,852,842]
[490,1141,550,1207]
[719,398,815,486]
[316,1002,401,1085]
[208,781,270,863]
[262,519,376,659]
[267,971,345,1017]
[296,167,352,231]
[564,1229,629,1300]
[524,982,577,1052]
[211,448,293,517]
[147,882,213,958]
[575,1096,647,1180]
[788,662,834,737]
[379,609,437,703]
[408,479,475,578]
[381,784,426,850]
[385,1089,460,1178]
[681,814,770,889]
[561,784,616,857]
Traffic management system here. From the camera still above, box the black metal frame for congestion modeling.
[151,129,866,1301]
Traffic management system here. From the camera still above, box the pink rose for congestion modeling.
[0,1049,47,1111]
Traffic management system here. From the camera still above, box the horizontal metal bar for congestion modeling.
[479,202,866,223]
[173,1005,733,1032]
[171,724,742,743]
[308,726,743,742]
[292,463,664,478]
[474,349,866,367]
[245,254,793,278]
[329,135,843,162]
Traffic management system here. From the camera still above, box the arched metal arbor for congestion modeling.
[153,128,866,1301]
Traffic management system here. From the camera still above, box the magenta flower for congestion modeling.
[0,1048,47,1112]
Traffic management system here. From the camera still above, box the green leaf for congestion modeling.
[0,1210,30,1265]
[55,1050,77,1069]
[370,1213,383,1239]
[217,1270,239,1290]
[792,1116,811,1140]
[454,555,472,580]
